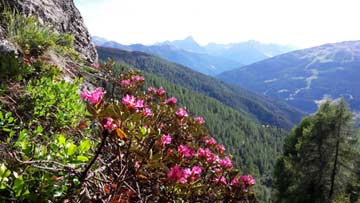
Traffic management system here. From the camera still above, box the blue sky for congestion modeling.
[74,0,360,48]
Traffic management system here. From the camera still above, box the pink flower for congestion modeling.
[205,137,217,145]
[91,63,100,69]
[240,175,256,186]
[197,148,219,164]
[191,166,202,180]
[81,91,89,100]
[167,165,191,184]
[166,149,174,156]
[143,108,153,117]
[122,95,144,109]
[81,88,104,104]
[167,165,202,184]
[178,145,195,158]
[214,176,227,185]
[195,116,205,124]
[230,177,239,186]
[207,154,220,164]
[147,87,157,94]
[197,148,212,158]
[104,117,117,130]
[164,97,177,105]
[219,156,232,168]
[214,168,222,174]
[135,99,144,108]
[176,108,188,119]
[132,75,145,82]
[215,144,226,154]
[122,94,136,108]
[121,79,131,87]
[160,134,172,145]
[197,148,206,157]
[180,168,192,183]
[157,87,166,96]
[167,165,184,182]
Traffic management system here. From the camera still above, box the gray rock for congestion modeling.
[1,0,98,62]
[0,39,18,54]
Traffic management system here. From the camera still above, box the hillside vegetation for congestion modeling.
[0,10,281,202]
[97,46,305,129]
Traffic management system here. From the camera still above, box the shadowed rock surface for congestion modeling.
[0,0,97,62]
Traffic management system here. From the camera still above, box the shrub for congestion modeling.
[3,11,76,58]
[26,77,86,130]
[68,64,257,202]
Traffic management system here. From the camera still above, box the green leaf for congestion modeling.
[140,127,147,136]
[13,175,26,197]
[0,164,8,177]
[7,116,14,124]
[79,140,91,153]
[58,135,66,145]
[35,125,43,135]
[77,155,89,162]
[66,143,77,156]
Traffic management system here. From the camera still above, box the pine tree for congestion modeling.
[273,99,360,203]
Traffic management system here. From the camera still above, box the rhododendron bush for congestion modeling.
[74,63,256,202]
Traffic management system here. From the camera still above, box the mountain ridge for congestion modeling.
[92,36,296,75]
[217,40,360,113]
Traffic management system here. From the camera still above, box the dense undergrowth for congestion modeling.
[0,12,257,202]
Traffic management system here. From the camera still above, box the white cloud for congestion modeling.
[75,0,360,48]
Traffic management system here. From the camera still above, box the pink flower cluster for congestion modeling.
[159,134,172,146]
[147,86,166,97]
[219,156,232,168]
[81,88,104,104]
[122,94,144,110]
[240,175,256,186]
[205,137,217,145]
[167,165,202,184]
[178,145,195,158]
[120,75,145,88]
[195,116,205,124]
[230,175,256,191]
[143,107,152,117]
[215,144,226,154]
[164,97,177,105]
[176,108,188,119]
[214,176,227,185]
[81,81,258,198]
[197,148,220,164]
[104,117,117,130]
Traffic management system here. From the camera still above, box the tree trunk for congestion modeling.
[329,108,343,200]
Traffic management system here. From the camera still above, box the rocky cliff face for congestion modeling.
[0,0,97,62]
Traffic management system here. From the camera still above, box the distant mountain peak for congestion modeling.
[183,35,196,42]
[167,36,204,53]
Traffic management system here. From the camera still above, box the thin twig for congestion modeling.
[79,130,109,183]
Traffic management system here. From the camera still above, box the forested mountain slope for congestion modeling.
[97,46,305,129]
